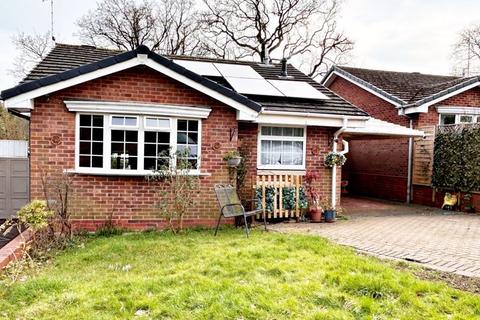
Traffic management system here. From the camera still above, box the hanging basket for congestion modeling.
[324,152,347,168]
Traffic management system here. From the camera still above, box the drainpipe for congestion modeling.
[406,119,414,204]
[332,118,349,208]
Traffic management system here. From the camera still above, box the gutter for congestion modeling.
[331,118,349,209]
[406,119,414,204]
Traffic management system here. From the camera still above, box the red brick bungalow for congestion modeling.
[1,44,422,230]
[323,66,480,211]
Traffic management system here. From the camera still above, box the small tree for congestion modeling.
[147,149,199,233]
[40,169,75,242]
[452,24,480,76]
[10,32,53,80]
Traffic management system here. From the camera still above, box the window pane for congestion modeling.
[92,156,103,168]
[80,115,91,126]
[128,157,137,170]
[92,142,103,155]
[145,144,156,156]
[125,131,138,142]
[145,131,156,143]
[145,118,157,128]
[144,158,156,170]
[80,128,91,140]
[460,115,473,123]
[261,127,271,135]
[92,116,103,127]
[178,120,187,131]
[158,145,169,154]
[188,146,198,157]
[177,132,187,144]
[188,133,198,144]
[158,132,169,143]
[293,128,304,137]
[126,143,138,156]
[188,120,198,131]
[441,114,455,125]
[283,127,293,136]
[112,116,124,126]
[272,127,282,136]
[80,142,91,154]
[111,143,124,154]
[111,130,124,142]
[477,117,480,123]
[92,128,103,141]
[79,156,90,167]
[125,117,137,126]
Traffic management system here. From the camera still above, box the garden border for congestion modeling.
[0,228,32,269]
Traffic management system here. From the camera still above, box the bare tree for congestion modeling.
[77,0,204,55]
[10,32,53,80]
[452,24,480,76]
[201,0,353,78]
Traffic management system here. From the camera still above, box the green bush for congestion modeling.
[17,200,54,231]
[432,125,480,192]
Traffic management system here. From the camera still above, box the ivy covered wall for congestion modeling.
[432,124,480,192]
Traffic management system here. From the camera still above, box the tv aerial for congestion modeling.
[42,0,56,42]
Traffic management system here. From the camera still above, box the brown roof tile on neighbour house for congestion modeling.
[333,66,478,105]
[5,43,368,117]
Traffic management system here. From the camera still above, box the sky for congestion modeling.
[1,0,480,92]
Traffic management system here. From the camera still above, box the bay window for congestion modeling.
[438,107,480,125]
[258,126,306,170]
[75,114,201,174]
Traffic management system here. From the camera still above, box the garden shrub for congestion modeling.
[17,200,54,231]
[432,124,480,192]
[255,187,308,213]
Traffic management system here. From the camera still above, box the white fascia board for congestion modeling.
[3,58,140,107]
[402,81,480,115]
[436,106,480,115]
[3,55,259,119]
[255,111,369,128]
[65,100,212,119]
[323,71,403,107]
[344,117,425,137]
[4,98,34,111]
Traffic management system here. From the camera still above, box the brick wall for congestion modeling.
[328,76,409,202]
[238,124,339,206]
[30,66,238,230]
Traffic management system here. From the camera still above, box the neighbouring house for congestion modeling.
[0,44,422,230]
[323,66,480,211]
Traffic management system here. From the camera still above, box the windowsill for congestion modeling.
[65,168,211,177]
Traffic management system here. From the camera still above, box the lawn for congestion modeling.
[0,229,479,319]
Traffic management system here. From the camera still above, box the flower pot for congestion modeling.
[324,209,336,223]
[227,156,242,167]
[309,208,322,223]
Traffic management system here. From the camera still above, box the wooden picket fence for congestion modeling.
[254,174,303,219]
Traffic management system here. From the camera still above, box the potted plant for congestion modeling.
[304,172,321,222]
[320,198,336,223]
[223,150,242,167]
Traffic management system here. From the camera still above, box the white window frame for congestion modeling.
[74,113,202,175]
[437,106,480,125]
[257,125,307,170]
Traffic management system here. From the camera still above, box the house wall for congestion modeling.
[237,123,340,208]
[30,66,239,231]
[412,86,480,211]
[328,76,409,202]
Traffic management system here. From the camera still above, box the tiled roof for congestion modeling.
[3,43,368,117]
[334,66,477,105]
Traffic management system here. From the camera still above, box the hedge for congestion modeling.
[432,124,480,192]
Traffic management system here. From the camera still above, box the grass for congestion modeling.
[0,228,479,319]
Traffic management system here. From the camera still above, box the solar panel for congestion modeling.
[173,60,221,77]
[214,63,263,79]
[268,80,330,100]
[225,78,283,96]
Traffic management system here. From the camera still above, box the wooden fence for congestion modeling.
[253,174,303,219]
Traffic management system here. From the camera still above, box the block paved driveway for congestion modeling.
[270,197,480,277]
